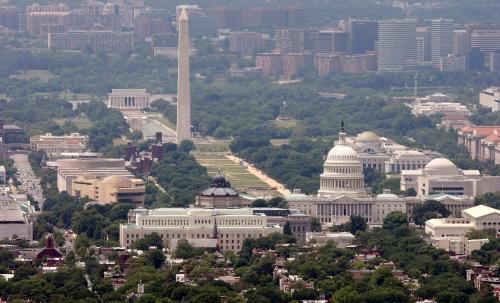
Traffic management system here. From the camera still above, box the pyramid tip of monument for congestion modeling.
[179,8,188,20]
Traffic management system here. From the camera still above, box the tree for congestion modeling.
[382,211,408,230]
[310,218,321,232]
[132,233,164,250]
[252,199,268,207]
[146,249,165,269]
[128,130,143,142]
[348,215,367,234]
[412,200,450,227]
[178,140,195,153]
[173,240,204,259]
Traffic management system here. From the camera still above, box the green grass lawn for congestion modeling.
[194,153,269,190]
[10,70,57,82]
[273,118,298,128]
[149,114,176,130]
[195,140,230,153]
[53,117,93,129]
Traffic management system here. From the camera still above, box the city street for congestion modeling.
[10,153,45,209]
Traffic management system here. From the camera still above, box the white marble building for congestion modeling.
[120,208,283,252]
[287,125,473,227]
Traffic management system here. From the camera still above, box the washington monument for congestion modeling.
[176,8,191,143]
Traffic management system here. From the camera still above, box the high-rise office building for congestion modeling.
[318,31,348,55]
[48,31,134,53]
[275,28,304,53]
[453,29,468,56]
[431,19,454,67]
[230,31,265,56]
[378,19,417,72]
[416,27,432,63]
[349,19,378,54]
[471,30,500,68]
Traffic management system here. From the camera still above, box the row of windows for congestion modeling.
[141,218,264,227]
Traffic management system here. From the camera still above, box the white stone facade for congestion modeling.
[108,89,150,110]
[120,208,283,252]
[401,157,500,197]
[30,133,88,155]
[479,87,500,112]
[425,205,500,237]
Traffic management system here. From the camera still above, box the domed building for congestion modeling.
[318,126,366,198]
[195,172,251,208]
[286,123,475,227]
[401,157,500,197]
[342,130,436,174]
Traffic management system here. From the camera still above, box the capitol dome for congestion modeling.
[326,144,359,161]
[357,131,379,141]
[424,158,460,175]
[319,122,366,198]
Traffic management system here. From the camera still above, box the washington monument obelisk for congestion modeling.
[176,8,191,143]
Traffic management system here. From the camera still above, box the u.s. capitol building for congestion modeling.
[287,125,475,226]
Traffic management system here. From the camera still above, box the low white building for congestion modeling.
[120,208,283,252]
[425,205,500,237]
[305,232,355,248]
[430,237,489,256]
[401,157,500,197]
[479,87,500,112]
[0,195,33,240]
[411,102,469,117]
[30,133,89,156]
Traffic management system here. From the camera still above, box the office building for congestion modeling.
[230,31,265,56]
[57,157,132,193]
[30,133,89,156]
[430,237,489,256]
[425,205,500,237]
[134,14,169,41]
[303,28,319,51]
[349,19,378,54]
[48,31,134,54]
[479,87,500,112]
[416,27,432,63]
[26,3,69,35]
[275,29,304,54]
[453,29,468,56]
[0,7,21,31]
[458,125,500,163]
[72,175,145,204]
[411,101,469,116]
[491,51,500,73]
[467,47,486,71]
[207,6,242,30]
[471,30,500,68]
[318,31,348,55]
[378,19,417,71]
[401,158,500,197]
[256,53,283,77]
[108,89,150,110]
[431,19,454,68]
[120,208,283,252]
[439,54,466,71]
[0,195,33,240]
[175,4,216,38]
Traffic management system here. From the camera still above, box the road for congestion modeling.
[10,153,45,208]
[225,154,291,196]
